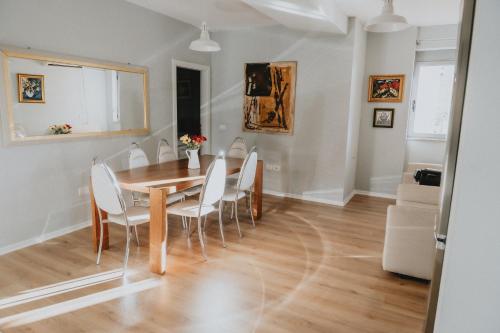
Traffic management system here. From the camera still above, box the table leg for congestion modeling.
[90,179,108,253]
[149,188,167,274]
[252,160,263,219]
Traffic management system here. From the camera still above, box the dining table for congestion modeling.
[89,154,263,275]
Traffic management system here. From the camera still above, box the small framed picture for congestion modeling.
[368,74,404,103]
[18,74,45,103]
[373,108,394,128]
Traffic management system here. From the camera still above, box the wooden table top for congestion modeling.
[115,155,245,194]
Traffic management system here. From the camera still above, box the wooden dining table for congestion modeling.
[89,154,263,275]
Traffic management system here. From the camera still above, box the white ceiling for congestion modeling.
[125,0,461,31]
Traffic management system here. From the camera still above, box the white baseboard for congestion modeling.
[263,189,351,207]
[354,190,397,200]
[0,220,91,256]
[343,190,356,205]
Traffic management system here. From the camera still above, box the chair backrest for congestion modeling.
[157,139,177,164]
[237,146,258,191]
[199,156,226,209]
[227,137,248,159]
[91,163,125,215]
[128,143,150,169]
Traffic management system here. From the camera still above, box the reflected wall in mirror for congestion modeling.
[1,49,149,142]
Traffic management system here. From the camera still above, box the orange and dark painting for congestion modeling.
[243,62,296,134]
[368,74,405,103]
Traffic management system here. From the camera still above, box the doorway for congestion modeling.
[171,60,211,157]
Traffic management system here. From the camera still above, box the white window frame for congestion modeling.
[408,60,455,141]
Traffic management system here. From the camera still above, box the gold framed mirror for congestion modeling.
[1,48,149,143]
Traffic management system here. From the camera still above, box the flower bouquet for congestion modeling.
[180,134,207,169]
[48,124,72,135]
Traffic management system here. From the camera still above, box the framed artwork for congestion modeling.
[243,61,296,135]
[373,108,394,128]
[368,74,404,103]
[17,74,45,103]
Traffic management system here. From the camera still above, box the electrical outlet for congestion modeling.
[272,165,281,172]
[78,186,89,197]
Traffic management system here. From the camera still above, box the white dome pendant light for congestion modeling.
[365,0,410,33]
[189,22,221,52]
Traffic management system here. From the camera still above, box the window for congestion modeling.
[408,62,455,139]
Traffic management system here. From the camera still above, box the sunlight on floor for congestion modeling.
[0,277,162,329]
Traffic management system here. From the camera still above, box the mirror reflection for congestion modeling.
[6,55,148,140]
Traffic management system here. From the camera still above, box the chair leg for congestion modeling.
[123,222,131,271]
[186,217,191,241]
[245,195,250,213]
[96,219,104,265]
[234,199,242,238]
[133,225,140,246]
[249,192,256,228]
[197,217,207,259]
[230,202,234,220]
[218,201,226,247]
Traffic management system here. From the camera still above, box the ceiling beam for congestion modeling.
[242,0,348,34]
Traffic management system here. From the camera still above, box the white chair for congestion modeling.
[222,146,258,234]
[167,156,227,259]
[160,138,203,198]
[227,137,248,159]
[226,137,249,185]
[157,138,178,164]
[91,162,150,269]
[156,138,196,201]
[128,143,151,208]
[129,142,184,239]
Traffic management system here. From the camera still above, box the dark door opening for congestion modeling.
[176,67,201,138]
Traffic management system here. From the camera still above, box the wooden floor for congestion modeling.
[0,195,429,332]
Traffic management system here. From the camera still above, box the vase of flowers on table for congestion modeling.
[48,124,72,135]
[180,134,207,169]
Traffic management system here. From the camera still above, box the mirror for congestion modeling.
[1,49,149,142]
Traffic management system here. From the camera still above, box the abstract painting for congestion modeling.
[18,74,45,103]
[368,74,404,103]
[243,61,296,134]
[373,108,394,128]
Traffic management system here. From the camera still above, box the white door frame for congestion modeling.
[171,59,211,157]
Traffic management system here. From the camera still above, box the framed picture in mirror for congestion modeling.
[17,74,45,103]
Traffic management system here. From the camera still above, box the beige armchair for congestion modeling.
[382,183,441,280]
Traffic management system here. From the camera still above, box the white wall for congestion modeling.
[416,24,458,51]
[210,20,365,204]
[343,21,367,200]
[434,1,500,331]
[405,139,447,166]
[0,0,210,252]
[355,28,418,195]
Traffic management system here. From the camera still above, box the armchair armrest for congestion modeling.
[402,172,417,184]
